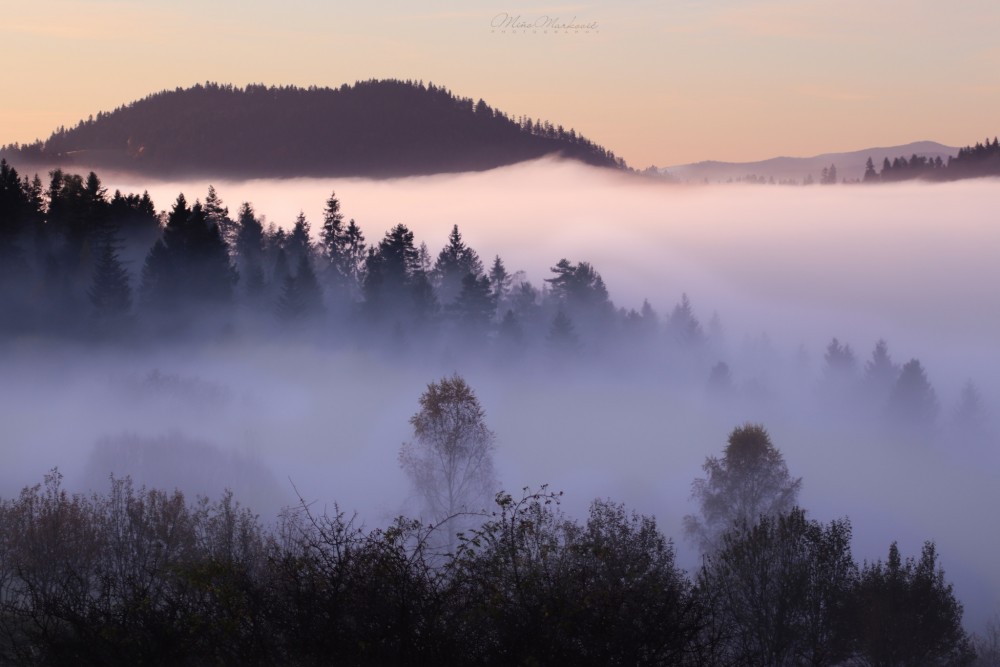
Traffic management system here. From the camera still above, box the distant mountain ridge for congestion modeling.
[0,80,627,178]
[662,141,959,183]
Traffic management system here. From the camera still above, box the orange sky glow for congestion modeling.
[2,0,999,166]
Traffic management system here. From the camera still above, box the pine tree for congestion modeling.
[666,293,705,347]
[89,239,132,321]
[203,185,235,249]
[139,194,237,314]
[277,254,325,322]
[433,225,483,307]
[363,224,421,320]
[497,309,524,349]
[863,339,899,399]
[547,308,579,351]
[824,338,857,378]
[488,255,511,310]
[863,157,879,183]
[451,273,494,332]
[234,202,265,300]
[887,358,939,431]
[319,191,345,270]
[0,159,30,272]
[286,212,312,268]
[341,219,366,299]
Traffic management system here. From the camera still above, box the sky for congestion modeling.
[2,0,999,167]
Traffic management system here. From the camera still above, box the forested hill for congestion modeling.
[0,80,628,178]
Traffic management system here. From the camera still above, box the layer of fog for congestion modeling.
[3,159,999,627]
[110,159,1000,394]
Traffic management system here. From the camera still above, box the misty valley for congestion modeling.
[1,157,999,664]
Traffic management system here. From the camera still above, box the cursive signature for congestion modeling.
[490,12,599,31]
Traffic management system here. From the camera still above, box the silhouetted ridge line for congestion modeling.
[1,79,628,177]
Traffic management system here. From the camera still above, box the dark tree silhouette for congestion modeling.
[277,254,325,322]
[698,509,856,666]
[234,202,265,300]
[864,339,900,397]
[450,273,494,334]
[685,424,802,553]
[0,160,34,292]
[88,239,132,323]
[863,157,879,183]
[824,337,857,378]
[2,80,629,178]
[318,190,353,302]
[203,185,235,248]
[432,224,483,308]
[487,255,511,316]
[139,194,237,316]
[887,358,939,431]
[363,223,436,324]
[546,308,579,353]
[285,211,312,269]
[853,542,973,666]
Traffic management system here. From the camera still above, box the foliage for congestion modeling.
[2,80,628,178]
[399,375,498,542]
[684,423,802,553]
[853,541,974,666]
[697,508,856,666]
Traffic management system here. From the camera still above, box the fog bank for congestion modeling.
[3,159,998,628]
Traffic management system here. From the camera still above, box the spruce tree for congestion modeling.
[277,254,325,322]
[432,224,482,307]
[89,239,132,321]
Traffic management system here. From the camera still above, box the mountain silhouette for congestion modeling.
[2,79,627,178]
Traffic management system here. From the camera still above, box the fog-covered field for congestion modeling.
[3,159,999,627]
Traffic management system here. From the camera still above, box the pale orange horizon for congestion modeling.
[3,0,999,167]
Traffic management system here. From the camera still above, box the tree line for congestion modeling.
[0,160,993,442]
[0,80,628,178]
[859,138,1000,183]
[0,378,987,665]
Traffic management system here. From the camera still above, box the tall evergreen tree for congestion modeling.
[547,308,579,352]
[139,194,237,315]
[432,224,482,307]
[0,159,30,271]
[451,273,494,333]
[341,219,366,300]
[89,239,132,322]
[286,212,312,268]
[277,254,325,322]
[823,337,857,380]
[362,224,435,324]
[863,339,900,400]
[234,202,265,300]
[863,157,879,183]
[319,191,345,271]
[887,358,939,432]
[488,255,511,311]
[545,258,613,341]
[317,193,366,304]
[203,185,236,249]
[666,293,705,347]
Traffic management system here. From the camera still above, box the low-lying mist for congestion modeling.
[110,159,1000,392]
[4,158,999,628]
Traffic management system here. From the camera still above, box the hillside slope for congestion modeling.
[2,80,627,178]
